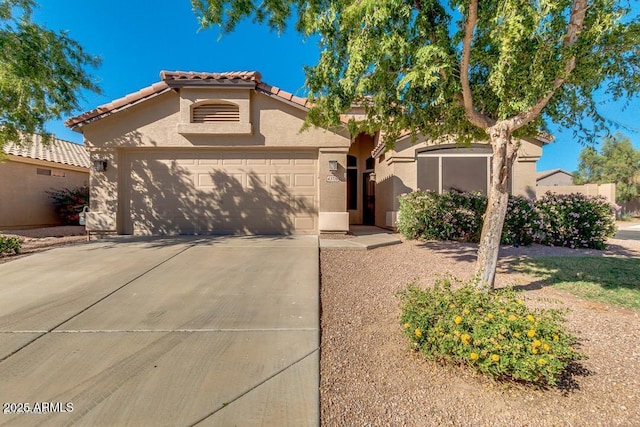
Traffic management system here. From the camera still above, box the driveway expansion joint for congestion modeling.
[0,243,197,364]
[189,346,320,426]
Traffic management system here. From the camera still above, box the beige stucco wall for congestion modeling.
[537,183,616,203]
[79,88,351,235]
[0,157,88,229]
[374,136,544,228]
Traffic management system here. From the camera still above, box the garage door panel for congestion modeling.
[271,174,291,188]
[245,153,268,165]
[294,174,315,187]
[175,158,196,166]
[198,158,219,165]
[247,174,268,189]
[221,157,243,165]
[125,150,318,235]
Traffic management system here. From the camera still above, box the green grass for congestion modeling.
[510,257,640,311]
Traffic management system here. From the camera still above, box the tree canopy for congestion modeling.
[574,133,640,203]
[193,0,639,288]
[0,0,100,148]
[193,0,638,144]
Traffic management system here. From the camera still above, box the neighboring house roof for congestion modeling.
[65,70,313,130]
[536,169,573,182]
[3,135,90,169]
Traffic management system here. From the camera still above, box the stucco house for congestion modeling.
[536,169,574,186]
[1,135,90,229]
[65,71,546,237]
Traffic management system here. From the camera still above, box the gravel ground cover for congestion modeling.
[3,225,639,425]
[0,226,88,263]
[320,236,640,426]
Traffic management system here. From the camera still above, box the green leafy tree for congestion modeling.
[0,0,100,150]
[574,133,640,203]
[192,0,639,290]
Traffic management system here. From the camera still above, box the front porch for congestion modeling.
[319,225,401,250]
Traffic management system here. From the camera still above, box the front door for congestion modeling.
[363,172,375,225]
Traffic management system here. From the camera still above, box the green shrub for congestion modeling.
[535,192,617,249]
[399,278,584,386]
[397,190,485,242]
[396,190,439,240]
[0,234,23,256]
[397,190,617,249]
[48,186,89,225]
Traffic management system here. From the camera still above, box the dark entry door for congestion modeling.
[363,172,375,225]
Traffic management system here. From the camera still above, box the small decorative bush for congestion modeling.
[48,186,89,225]
[399,278,584,386]
[0,234,23,256]
[536,192,617,249]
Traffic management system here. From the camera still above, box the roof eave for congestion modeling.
[66,86,172,131]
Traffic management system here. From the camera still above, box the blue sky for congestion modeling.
[35,0,639,173]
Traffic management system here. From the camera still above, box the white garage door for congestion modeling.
[123,150,318,235]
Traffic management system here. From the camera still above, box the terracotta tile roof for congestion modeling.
[3,134,90,169]
[65,81,171,129]
[255,82,312,109]
[160,70,262,83]
[66,70,316,129]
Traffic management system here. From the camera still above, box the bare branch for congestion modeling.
[460,0,495,130]
[506,0,588,131]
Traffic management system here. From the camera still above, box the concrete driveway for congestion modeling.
[0,236,319,426]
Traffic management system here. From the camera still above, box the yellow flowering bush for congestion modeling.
[399,278,584,386]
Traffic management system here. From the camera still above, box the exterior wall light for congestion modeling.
[369,172,376,182]
[93,159,108,172]
[328,159,338,172]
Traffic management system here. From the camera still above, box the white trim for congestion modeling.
[438,156,442,193]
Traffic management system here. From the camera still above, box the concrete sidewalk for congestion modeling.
[615,223,640,241]
[320,225,402,250]
[0,236,319,426]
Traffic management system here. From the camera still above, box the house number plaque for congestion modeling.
[326,175,340,183]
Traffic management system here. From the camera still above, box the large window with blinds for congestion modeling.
[416,147,506,195]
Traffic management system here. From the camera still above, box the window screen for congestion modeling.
[417,157,439,191]
[442,157,488,194]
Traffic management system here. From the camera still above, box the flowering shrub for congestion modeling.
[502,196,541,246]
[536,192,617,250]
[397,190,617,249]
[397,190,485,242]
[0,234,23,256]
[47,186,89,225]
[399,278,584,386]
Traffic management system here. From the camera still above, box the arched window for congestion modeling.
[191,102,240,123]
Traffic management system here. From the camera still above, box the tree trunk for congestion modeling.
[474,125,517,291]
